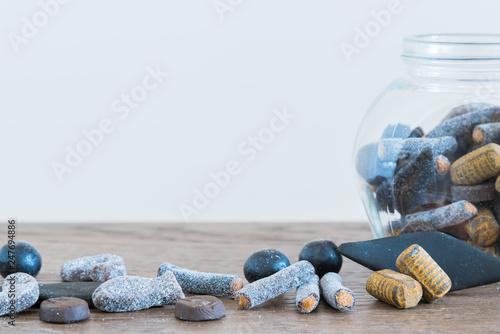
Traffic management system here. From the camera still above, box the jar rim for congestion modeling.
[402,33,500,60]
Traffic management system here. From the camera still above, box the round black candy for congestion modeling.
[0,240,42,278]
[298,239,342,277]
[244,249,290,283]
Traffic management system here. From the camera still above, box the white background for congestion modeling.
[1,0,499,223]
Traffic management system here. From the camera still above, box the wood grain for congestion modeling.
[1,222,500,333]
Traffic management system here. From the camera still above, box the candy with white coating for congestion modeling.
[295,275,320,313]
[428,103,500,139]
[235,260,315,309]
[61,254,126,283]
[157,262,243,298]
[92,271,184,312]
[473,122,500,146]
[377,137,457,162]
[319,272,355,311]
[0,273,39,316]
[442,103,497,122]
[404,200,477,229]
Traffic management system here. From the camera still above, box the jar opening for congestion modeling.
[403,34,500,60]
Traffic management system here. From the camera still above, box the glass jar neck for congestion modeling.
[402,34,500,81]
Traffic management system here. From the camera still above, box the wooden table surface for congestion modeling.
[2,222,500,333]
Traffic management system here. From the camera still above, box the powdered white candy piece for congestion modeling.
[320,272,355,311]
[235,261,315,309]
[157,262,243,298]
[295,275,320,313]
[61,254,126,283]
[0,273,39,316]
[92,271,185,312]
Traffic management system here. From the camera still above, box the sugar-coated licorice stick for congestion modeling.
[157,262,243,298]
[377,137,457,162]
[450,143,500,185]
[441,103,492,122]
[428,103,500,139]
[366,269,422,309]
[472,122,500,145]
[404,200,477,229]
[319,273,355,311]
[295,275,320,314]
[464,205,500,247]
[235,260,315,309]
[396,245,451,303]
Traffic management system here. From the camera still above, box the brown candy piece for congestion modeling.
[175,296,226,321]
[39,297,90,323]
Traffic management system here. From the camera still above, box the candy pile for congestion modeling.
[356,103,500,257]
[0,238,355,324]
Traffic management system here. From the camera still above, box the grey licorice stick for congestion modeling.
[452,183,496,202]
[235,261,315,309]
[295,275,320,314]
[378,137,457,162]
[157,262,243,298]
[393,148,438,215]
[320,273,355,311]
[473,122,500,145]
[404,200,478,229]
[441,103,496,122]
[427,103,500,138]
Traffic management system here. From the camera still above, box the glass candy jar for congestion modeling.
[354,34,500,258]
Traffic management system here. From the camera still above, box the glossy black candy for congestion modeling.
[299,240,342,277]
[0,240,42,278]
[244,249,290,283]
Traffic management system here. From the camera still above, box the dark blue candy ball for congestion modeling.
[0,240,42,278]
[299,239,342,277]
[244,249,290,283]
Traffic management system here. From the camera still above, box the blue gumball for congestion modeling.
[0,240,42,278]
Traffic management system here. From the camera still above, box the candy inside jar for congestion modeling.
[354,34,500,258]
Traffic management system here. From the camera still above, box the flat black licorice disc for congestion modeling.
[338,231,500,291]
[0,282,101,308]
